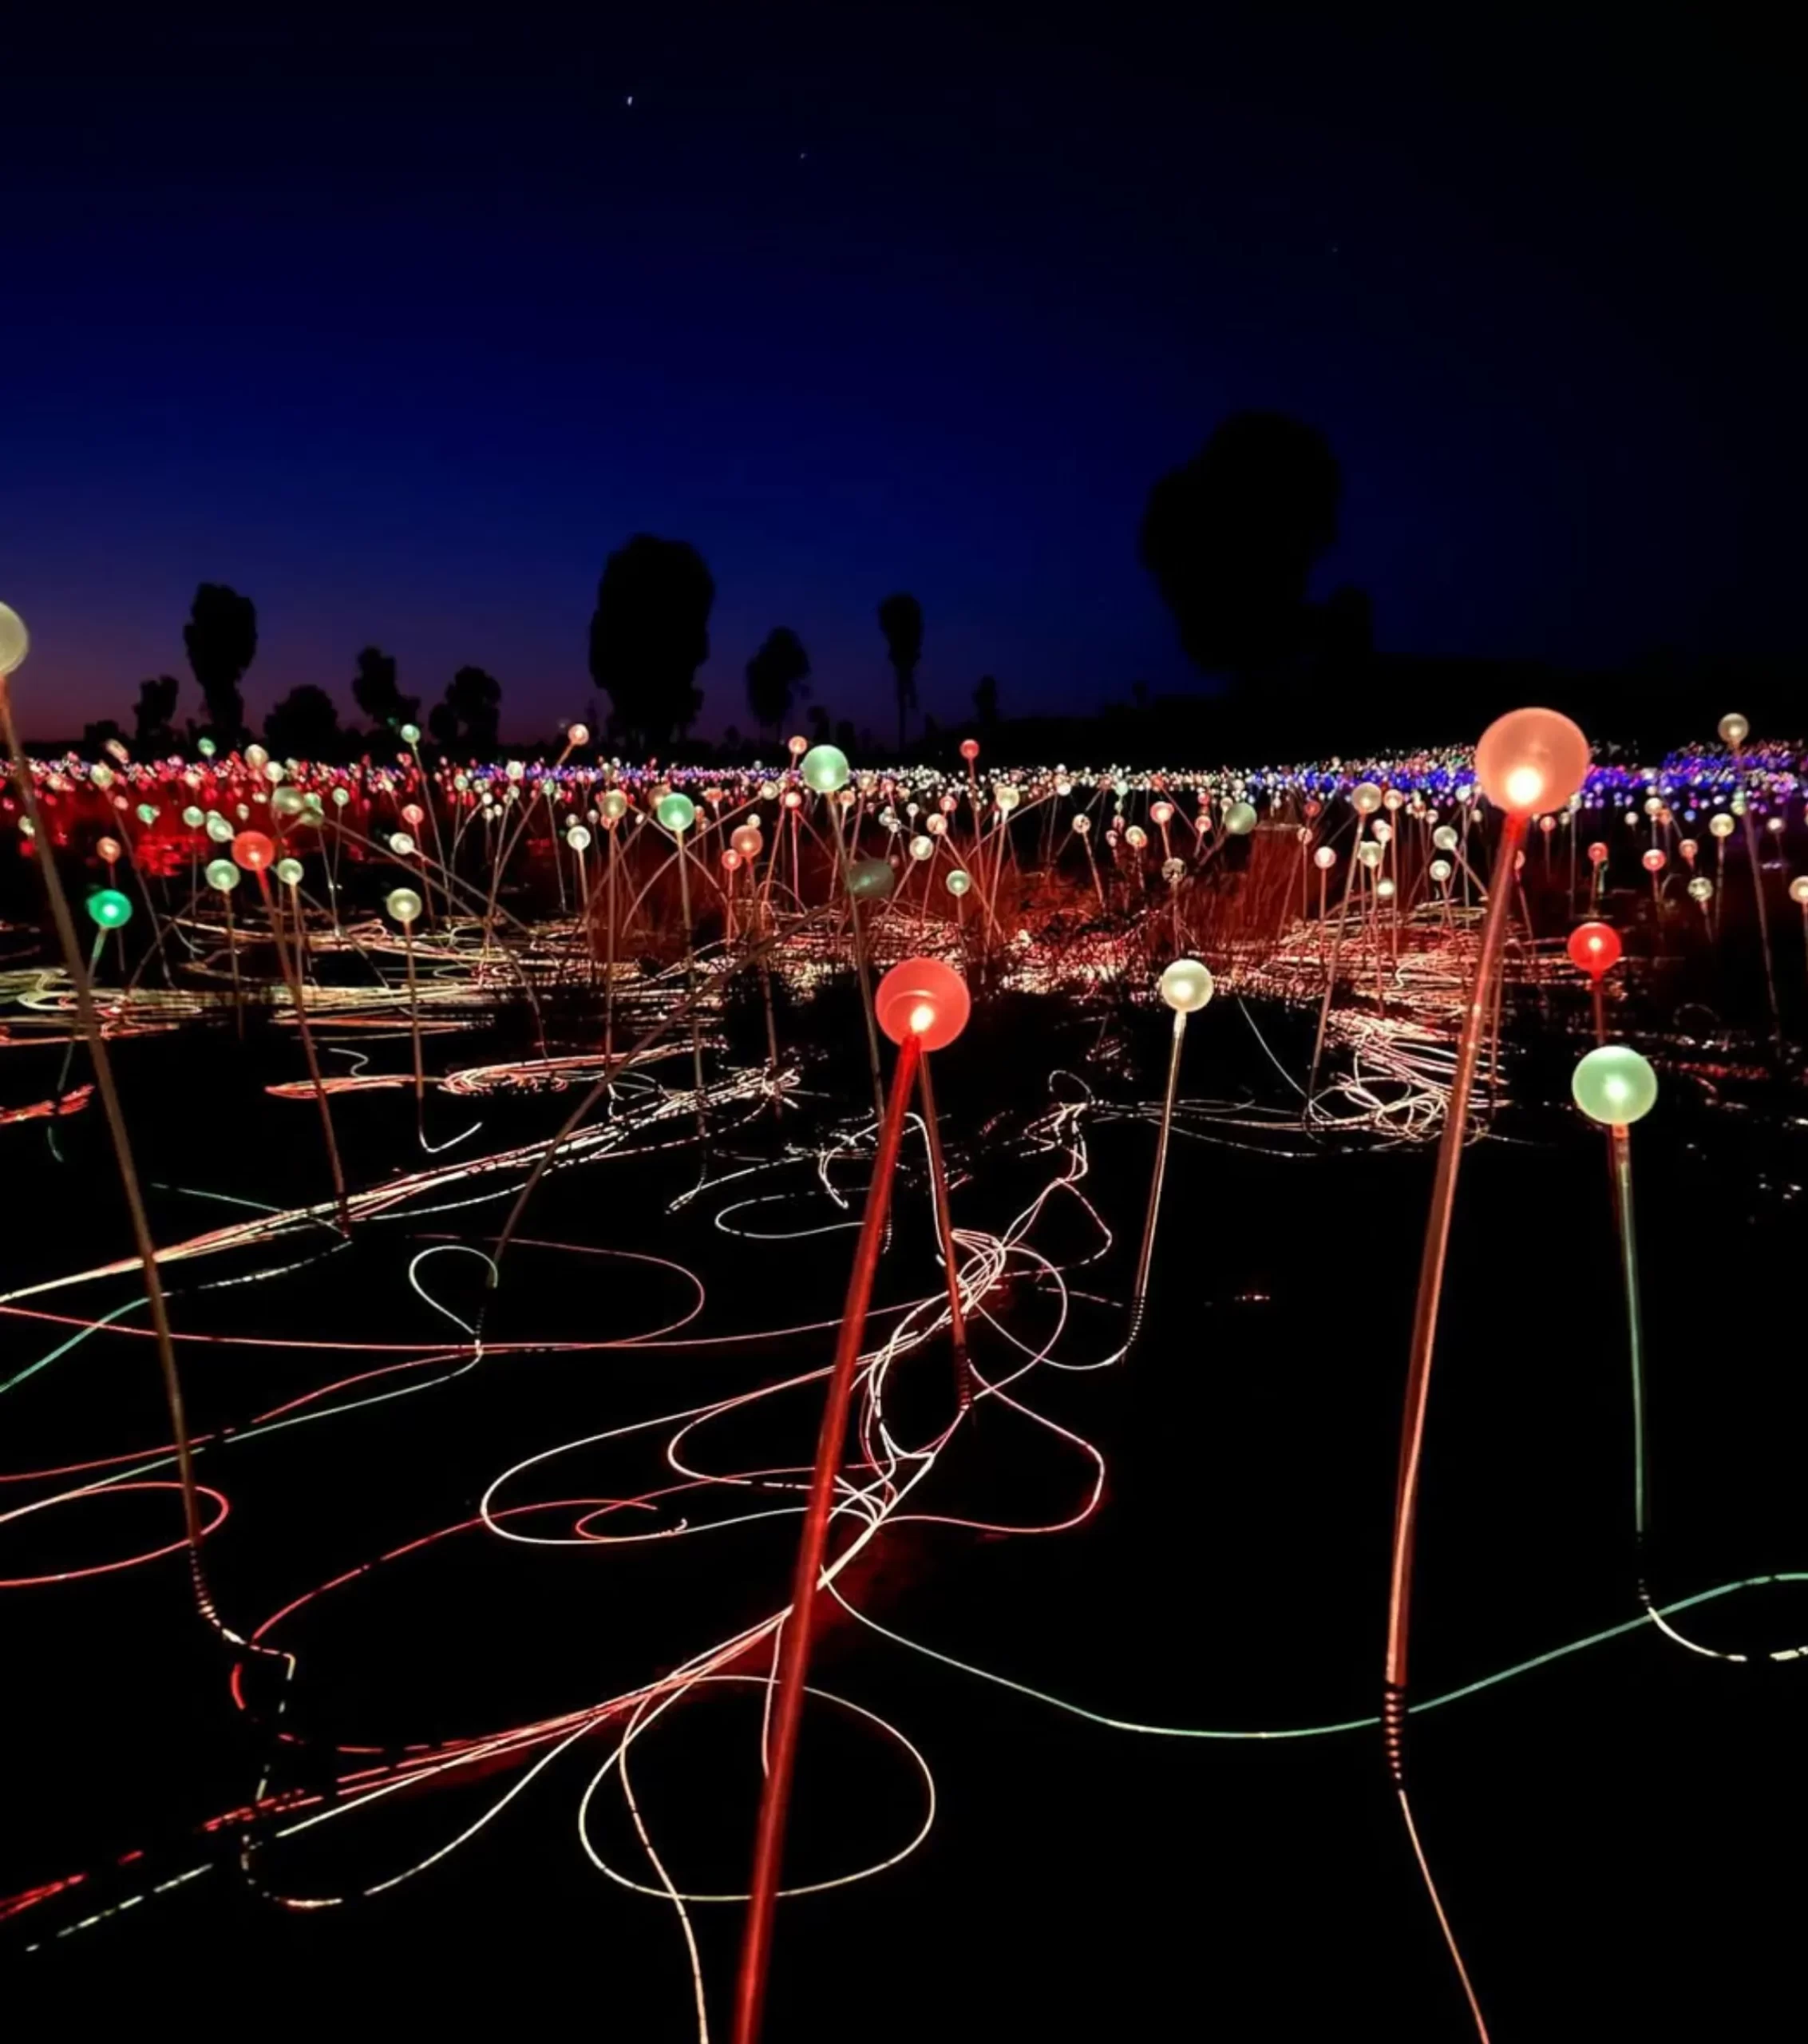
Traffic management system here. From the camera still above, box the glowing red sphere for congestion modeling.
[231,830,276,871]
[1566,921,1621,979]
[876,957,971,1052]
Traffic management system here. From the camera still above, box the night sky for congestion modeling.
[6,12,1802,743]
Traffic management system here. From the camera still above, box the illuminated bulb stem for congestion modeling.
[673,823,709,1139]
[1382,810,1530,2044]
[734,1028,923,2044]
[402,917,426,1135]
[1129,1006,1189,1348]
[1388,810,1528,1697]
[224,888,244,1037]
[829,802,886,1123]
[1304,823,1364,1119]
[603,822,619,1084]
[0,675,216,1618]
[914,1048,971,1409]
[1731,743,1785,1060]
[1606,1123,1651,1559]
[408,735,452,923]
[1592,976,1606,1046]
[254,867,350,1230]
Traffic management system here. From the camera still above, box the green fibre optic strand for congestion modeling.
[829,1573,1808,1742]
[0,1295,147,1397]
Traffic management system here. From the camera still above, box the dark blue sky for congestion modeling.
[6,11,1802,741]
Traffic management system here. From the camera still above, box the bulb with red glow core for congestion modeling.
[232,830,275,871]
[875,957,971,1052]
[1566,921,1621,978]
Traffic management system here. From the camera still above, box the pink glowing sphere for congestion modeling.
[720,848,742,872]
[1474,708,1590,815]
[1150,800,1173,826]
[1566,921,1621,978]
[730,825,763,858]
[232,830,276,871]
[876,957,971,1052]
[1313,846,1337,870]
[1642,847,1667,873]
[959,739,980,762]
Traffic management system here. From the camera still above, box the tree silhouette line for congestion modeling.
[77,405,1751,766]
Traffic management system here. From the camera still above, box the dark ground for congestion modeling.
[2,957,1805,2038]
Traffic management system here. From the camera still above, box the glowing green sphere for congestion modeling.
[136,803,158,825]
[197,736,216,759]
[1223,800,1258,836]
[1160,957,1214,1013]
[846,855,896,901]
[656,792,696,833]
[566,824,591,851]
[601,790,629,822]
[801,743,850,794]
[945,868,971,897]
[400,723,421,746]
[275,857,304,887]
[272,786,308,819]
[87,888,133,930]
[1687,876,1713,903]
[1572,1044,1658,1127]
[205,858,240,893]
[182,806,205,828]
[386,886,423,925]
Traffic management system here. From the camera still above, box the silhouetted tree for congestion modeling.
[266,684,343,760]
[587,535,715,754]
[133,675,181,755]
[745,627,811,739]
[837,719,858,755]
[877,592,923,752]
[1140,412,1343,683]
[82,718,125,755]
[351,647,419,735]
[807,702,831,743]
[428,665,502,755]
[974,673,999,730]
[184,584,258,745]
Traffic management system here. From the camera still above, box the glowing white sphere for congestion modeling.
[566,825,591,851]
[1474,707,1590,815]
[1351,782,1383,815]
[0,602,30,675]
[1718,711,1749,747]
[1790,877,1808,905]
[568,723,590,747]
[1687,877,1713,902]
[909,834,933,860]
[1375,877,1397,901]
[1573,1044,1658,1127]
[1356,841,1383,868]
[1430,858,1453,883]
[1160,957,1214,1013]
[1432,825,1458,851]
[1708,812,1735,839]
[1313,846,1336,871]
[386,886,423,925]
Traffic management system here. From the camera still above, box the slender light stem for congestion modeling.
[733,1029,922,2044]
[1129,1008,1188,1348]
[0,676,214,1610]
[675,826,708,1136]
[1387,810,1525,1690]
[1607,1123,1648,1554]
[1381,809,1525,2044]
[915,1048,971,1409]
[256,867,350,1230]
